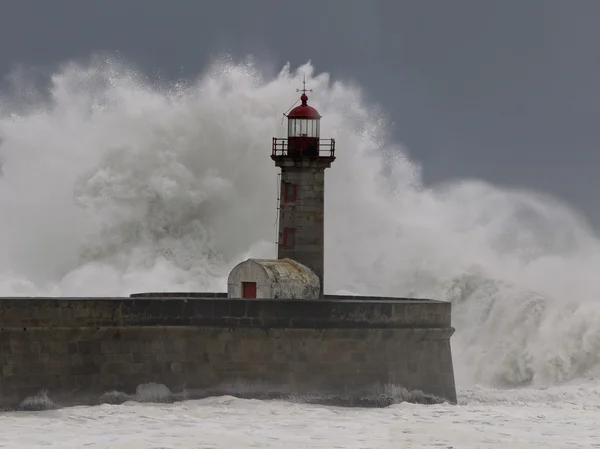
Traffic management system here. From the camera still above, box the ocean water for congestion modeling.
[1,56,600,447]
[1,390,599,448]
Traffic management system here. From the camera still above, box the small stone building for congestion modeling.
[227,258,320,299]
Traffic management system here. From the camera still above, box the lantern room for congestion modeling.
[271,81,335,160]
[286,91,321,156]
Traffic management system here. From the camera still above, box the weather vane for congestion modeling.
[297,74,313,95]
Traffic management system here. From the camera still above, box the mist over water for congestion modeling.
[1,56,600,391]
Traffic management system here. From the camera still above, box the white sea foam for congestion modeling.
[1,56,600,446]
[1,393,599,448]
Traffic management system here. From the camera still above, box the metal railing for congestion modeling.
[272,138,336,158]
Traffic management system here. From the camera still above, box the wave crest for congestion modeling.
[1,55,599,388]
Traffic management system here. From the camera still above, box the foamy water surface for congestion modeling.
[1,56,600,447]
[1,388,599,448]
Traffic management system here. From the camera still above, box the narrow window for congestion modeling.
[289,119,301,137]
[282,227,296,249]
[283,182,297,202]
[242,282,257,298]
[301,119,309,136]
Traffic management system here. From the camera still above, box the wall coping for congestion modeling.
[128,292,446,303]
[0,296,452,330]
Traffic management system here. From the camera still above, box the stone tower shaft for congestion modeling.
[273,158,333,295]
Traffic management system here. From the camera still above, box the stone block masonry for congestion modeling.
[0,295,456,409]
[276,163,330,296]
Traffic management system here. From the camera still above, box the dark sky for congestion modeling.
[2,0,600,224]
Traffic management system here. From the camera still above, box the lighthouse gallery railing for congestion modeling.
[272,138,336,158]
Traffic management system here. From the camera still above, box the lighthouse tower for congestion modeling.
[271,82,335,296]
[226,81,334,300]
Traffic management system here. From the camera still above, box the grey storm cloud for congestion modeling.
[2,0,600,224]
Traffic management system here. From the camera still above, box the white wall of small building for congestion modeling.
[227,259,272,299]
[227,258,320,300]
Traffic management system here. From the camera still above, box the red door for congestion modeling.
[242,282,257,298]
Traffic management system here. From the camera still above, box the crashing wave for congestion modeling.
[1,56,600,390]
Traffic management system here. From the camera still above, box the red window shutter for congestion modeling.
[283,182,297,202]
[282,227,296,249]
[242,282,257,298]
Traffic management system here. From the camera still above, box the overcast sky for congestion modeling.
[2,0,600,224]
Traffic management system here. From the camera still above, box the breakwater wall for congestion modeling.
[0,294,456,409]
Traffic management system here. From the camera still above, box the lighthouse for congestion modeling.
[227,81,334,299]
[271,82,335,297]
[1,80,457,409]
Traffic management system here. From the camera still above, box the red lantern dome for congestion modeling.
[287,93,321,119]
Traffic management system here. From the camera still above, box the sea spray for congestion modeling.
[1,56,600,389]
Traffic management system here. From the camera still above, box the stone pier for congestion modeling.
[0,294,456,409]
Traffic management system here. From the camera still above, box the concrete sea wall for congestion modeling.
[0,295,456,409]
